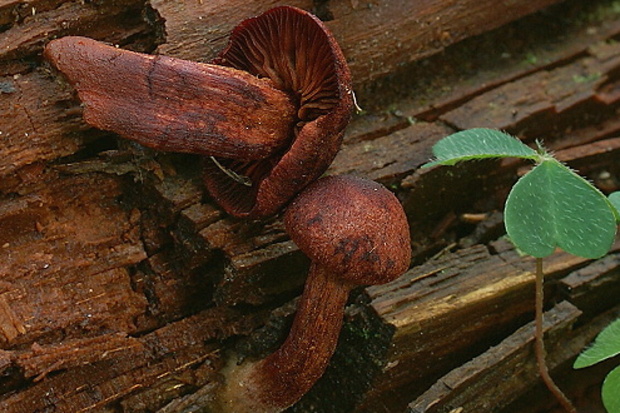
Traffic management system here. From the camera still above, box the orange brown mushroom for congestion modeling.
[211,175,411,412]
[44,7,403,412]
[44,6,353,218]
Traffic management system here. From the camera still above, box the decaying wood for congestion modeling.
[0,306,266,412]
[152,0,565,87]
[353,240,620,413]
[1,0,620,412]
[0,173,147,346]
[406,300,615,413]
[409,302,620,413]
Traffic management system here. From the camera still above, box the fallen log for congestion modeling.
[1,0,619,412]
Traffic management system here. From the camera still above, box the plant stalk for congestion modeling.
[534,258,577,413]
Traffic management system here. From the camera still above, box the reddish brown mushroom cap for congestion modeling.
[203,6,354,218]
[44,36,296,161]
[210,175,410,413]
[284,175,411,285]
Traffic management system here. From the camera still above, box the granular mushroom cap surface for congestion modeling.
[284,175,411,285]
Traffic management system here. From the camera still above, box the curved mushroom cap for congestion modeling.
[44,36,296,161]
[204,6,353,218]
[284,175,411,285]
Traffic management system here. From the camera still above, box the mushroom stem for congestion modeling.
[44,36,296,161]
[212,175,411,412]
[215,263,352,413]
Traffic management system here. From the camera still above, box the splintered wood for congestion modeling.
[152,0,564,87]
[1,0,620,412]
[0,174,147,345]
[407,302,584,413]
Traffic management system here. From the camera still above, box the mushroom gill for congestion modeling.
[204,6,353,218]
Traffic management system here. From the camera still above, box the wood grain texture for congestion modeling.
[152,0,566,87]
[355,240,615,412]
[1,0,620,412]
[407,301,583,413]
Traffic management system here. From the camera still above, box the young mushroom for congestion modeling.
[211,175,411,413]
[44,6,353,218]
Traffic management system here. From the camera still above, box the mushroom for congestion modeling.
[204,6,353,218]
[211,175,411,413]
[44,36,296,161]
[44,6,353,219]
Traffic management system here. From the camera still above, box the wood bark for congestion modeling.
[407,301,620,413]
[1,0,619,412]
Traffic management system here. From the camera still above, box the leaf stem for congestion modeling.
[535,257,577,413]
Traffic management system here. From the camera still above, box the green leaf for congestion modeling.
[424,128,538,167]
[574,318,620,368]
[603,365,620,413]
[504,160,617,258]
[609,192,620,221]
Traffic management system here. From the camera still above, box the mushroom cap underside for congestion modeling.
[204,6,353,218]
